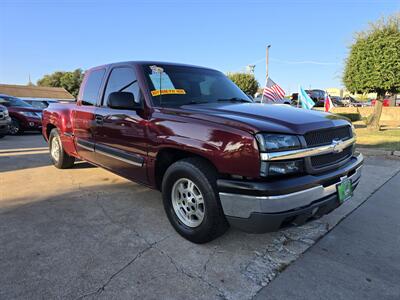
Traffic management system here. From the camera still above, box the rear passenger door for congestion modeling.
[73,68,105,162]
[94,66,148,184]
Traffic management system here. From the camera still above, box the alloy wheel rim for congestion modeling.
[9,122,19,135]
[51,137,60,162]
[171,178,205,227]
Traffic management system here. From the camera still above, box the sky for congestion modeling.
[0,0,399,94]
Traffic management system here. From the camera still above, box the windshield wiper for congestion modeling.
[217,97,251,103]
[186,100,209,105]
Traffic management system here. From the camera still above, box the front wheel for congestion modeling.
[9,118,22,135]
[162,157,229,243]
[49,129,75,169]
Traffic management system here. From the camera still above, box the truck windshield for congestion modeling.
[0,96,33,108]
[142,64,252,107]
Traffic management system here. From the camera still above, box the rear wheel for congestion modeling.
[49,129,75,169]
[9,118,22,135]
[162,157,228,243]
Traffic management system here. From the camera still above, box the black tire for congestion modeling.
[49,128,75,169]
[9,118,22,135]
[0,134,5,139]
[162,157,229,243]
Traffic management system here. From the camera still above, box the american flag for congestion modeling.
[262,78,285,102]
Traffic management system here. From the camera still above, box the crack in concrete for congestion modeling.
[74,194,175,299]
[74,235,172,300]
[154,245,229,300]
[202,244,220,273]
[75,244,153,299]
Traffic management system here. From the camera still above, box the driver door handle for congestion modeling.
[95,114,104,125]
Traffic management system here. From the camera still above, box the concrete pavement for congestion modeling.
[255,170,400,299]
[1,134,400,299]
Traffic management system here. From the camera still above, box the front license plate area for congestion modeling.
[337,177,353,203]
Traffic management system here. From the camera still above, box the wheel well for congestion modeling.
[154,148,216,190]
[46,124,56,140]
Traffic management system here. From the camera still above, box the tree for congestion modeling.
[227,72,259,96]
[37,69,84,98]
[343,13,400,129]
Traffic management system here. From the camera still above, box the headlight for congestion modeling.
[256,133,303,177]
[350,124,356,138]
[260,160,303,177]
[256,133,301,152]
[20,111,40,118]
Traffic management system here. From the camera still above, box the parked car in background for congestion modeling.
[42,61,363,243]
[23,99,58,110]
[341,96,353,106]
[0,94,43,135]
[349,99,370,107]
[330,96,345,107]
[306,89,325,107]
[254,94,292,105]
[291,93,343,108]
[0,104,11,138]
[340,96,371,107]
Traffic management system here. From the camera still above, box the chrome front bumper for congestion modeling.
[219,153,363,219]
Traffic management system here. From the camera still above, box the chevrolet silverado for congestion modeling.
[42,61,363,243]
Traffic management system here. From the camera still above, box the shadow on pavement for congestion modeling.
[0,153,96,173]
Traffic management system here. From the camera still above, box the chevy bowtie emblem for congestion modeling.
[332,139,345,153]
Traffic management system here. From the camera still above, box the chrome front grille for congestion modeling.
[310,146,353,169]
[304,126,352,147]
[303,126,354,173]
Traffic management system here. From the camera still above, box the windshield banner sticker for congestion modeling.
[149,73,176,90]
[151,89,186,96]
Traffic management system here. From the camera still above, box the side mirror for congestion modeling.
[108,92,140,110]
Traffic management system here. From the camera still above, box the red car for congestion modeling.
[371,99,390,107]
[42,61,363,243]
[0,94,43,135]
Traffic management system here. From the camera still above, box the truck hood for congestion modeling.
[178,102,350,135]
[7,107,42,114]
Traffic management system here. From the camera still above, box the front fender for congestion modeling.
[148,115,261,179]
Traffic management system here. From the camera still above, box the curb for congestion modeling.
[357,147,400,159]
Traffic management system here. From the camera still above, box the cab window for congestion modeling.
[81,69,105,106]
[103,67,140,106]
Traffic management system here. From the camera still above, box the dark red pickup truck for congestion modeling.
[42,61,363,243]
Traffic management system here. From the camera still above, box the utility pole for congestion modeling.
[261,45,271,104]
[266,44,271,80]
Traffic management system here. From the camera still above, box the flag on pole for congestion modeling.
[262,78,285,102]
[298,86,315,110]
[324,91,334,112]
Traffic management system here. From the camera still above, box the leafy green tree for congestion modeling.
[37,69,84,97]
[343,13,400,129]
[227,72,259,96]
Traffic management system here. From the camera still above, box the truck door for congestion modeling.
[73,68,106,163]
[93,66,148,184]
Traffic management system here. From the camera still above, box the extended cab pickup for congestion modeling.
[42,61,363,243]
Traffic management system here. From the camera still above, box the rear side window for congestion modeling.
[103,67,140,106]
[81,69,105,106]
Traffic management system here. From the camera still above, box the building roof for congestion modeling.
[0,84,75,100]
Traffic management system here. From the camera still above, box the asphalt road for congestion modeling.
[1,134,399,299]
